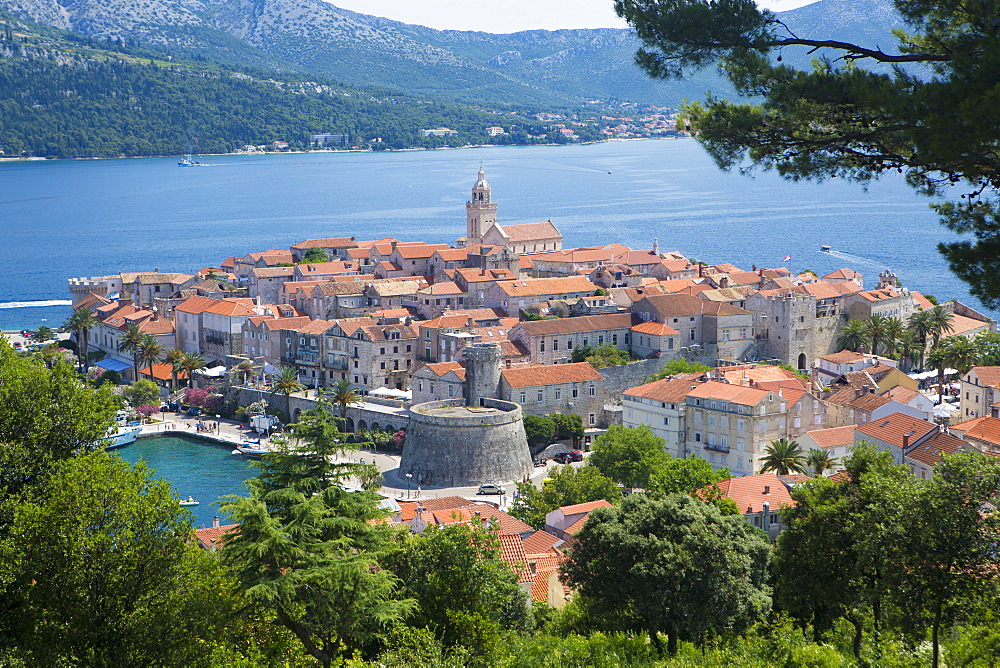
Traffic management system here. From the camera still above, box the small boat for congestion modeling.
[178,154,203,167]
[179,496,199,506]
[233,445,268,459]
[103,411,142,450]
[820,245,832,252]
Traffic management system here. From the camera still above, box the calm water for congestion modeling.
[0,139,987,330]
[114,434,256,528]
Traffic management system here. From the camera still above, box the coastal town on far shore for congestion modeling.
[33,164,1000,604]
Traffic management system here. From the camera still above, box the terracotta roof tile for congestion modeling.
[558,499,612,515]
[630,321,681,336]
[518,313,636,336]
[522,530,563,556]
[501,363,603,388]
[686,381,771,406]
[805,426,857,449]
[291,237,356,249]
[715,474,796,514]
[971,367,1000,388]
[952,416,1000,446]
[624,375,705,404]
[905,431,965,467]
[820,350,869,365]
[497,276,596,298]
[193,523,239,550]
[640,293,750,317]
[497,221,561,242]
[855,412,937,449]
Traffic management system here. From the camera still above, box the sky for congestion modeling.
[329,0,819,34]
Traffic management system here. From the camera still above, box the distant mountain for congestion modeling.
[0,0,911,107]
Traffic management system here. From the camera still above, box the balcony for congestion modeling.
[295,351,320,365]
[204,333,227,345]
[703,443,730,454]
[325,358,348,370]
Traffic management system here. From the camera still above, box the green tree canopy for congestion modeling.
[510,465,622,529]
[301,247,329,263]
[613,0,1000,308]
[759,438,807,475]
[588,425,670,490]
[385,523,532,649]
[523,415,556,448]
[220,393,413,666]
[647,455,731,496]
[0,451,237,666]
[551,412,585,445]
[124,378,160,408]
[646,357,711,382]
[563,493,772,655]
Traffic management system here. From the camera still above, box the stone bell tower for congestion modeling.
[465,164,498,245]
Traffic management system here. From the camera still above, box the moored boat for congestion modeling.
[232,445,268,459]
[179,496,199,506]
[104,411,141,450]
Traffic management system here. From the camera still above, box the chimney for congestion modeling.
[212,516,220,528]
[752,264,757,271]
[763,485,770,495]
[154,267,159,273]
[902,433,909,450]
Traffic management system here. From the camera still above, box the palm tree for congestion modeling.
[759,438,807,475]
[896,329,924,373]
[179,352,206,388]
[32,325,54,344]
[836,320,870,353]
[864,313,889,356]
[232,359,255,386]
[943,336,980,377]
[328,378,362,429]
[64,307,98,372]
[165,348,186,391]
[926,345,951,405]
[271,366,305,423]
[881,317,905,358]
[118,323,146,381]
[805,449,837,477]
[908,309,935,368]
[927,305,955,349]
[136,334,163,381]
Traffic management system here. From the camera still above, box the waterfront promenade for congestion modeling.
[139,416,556,506]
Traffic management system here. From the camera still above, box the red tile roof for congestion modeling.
[905,431,965,467]
[951,416,1000,446]
[193,523,239,550]
[558,499,612,516]
[855,412,937,449]
[522,530,563,556]
[686,381,771,406]
[501,362,603,388]
[715,474,796,514]
[805,426,857,449]
[624,374,705,404]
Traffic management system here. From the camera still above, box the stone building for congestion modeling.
[744,289,845,370]
[958,366,1000,420]
[400,343,533,487]
[289,237,358,262]
[321,318,418,391]
[499,362,608,427]
[482,275,597,316]
[623,374,706,458]
[631,293,753,362]
[507,313,637,364]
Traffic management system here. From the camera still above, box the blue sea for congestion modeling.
[0,139,986,331]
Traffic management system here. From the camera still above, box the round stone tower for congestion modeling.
[464,343,503,407]
[400,344,531,487]
[400,398,533,488]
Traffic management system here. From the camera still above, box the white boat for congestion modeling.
[179,496,200,507]
[178,154,203,167]
[103,411,141,450]
[820,245,832,252]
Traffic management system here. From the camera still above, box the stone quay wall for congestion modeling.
[400,398,534,487]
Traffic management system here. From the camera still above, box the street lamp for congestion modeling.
[405,473,412,499]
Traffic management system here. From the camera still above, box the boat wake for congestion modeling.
[0,299,73,309]
[820,249,885,268]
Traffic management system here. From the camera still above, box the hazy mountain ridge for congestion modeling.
[0,0,910,106]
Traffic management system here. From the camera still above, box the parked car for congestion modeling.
[552,450,584,464]
[476,484,506,495]
[185,406,203,417]
[533,458,547,467]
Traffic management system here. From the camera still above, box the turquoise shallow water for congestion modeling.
[114,434,257,528]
